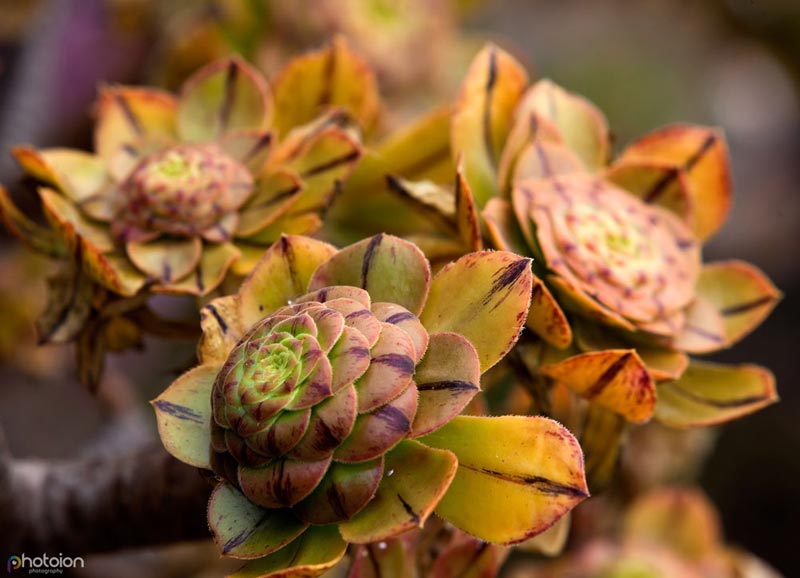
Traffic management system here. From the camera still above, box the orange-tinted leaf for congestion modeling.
[541,349,655,424]
[617,124,731,241]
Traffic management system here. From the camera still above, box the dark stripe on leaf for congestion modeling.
[585,353,632,399]
[397,493,420,524]
[482,258,531,310]
[720,295,776,316]
[385,311,417,324]
[643,166,681,203]
[375,404,411,433]
[482,48,499,167]
[685,134,716,171]
[361,234,383,289]
[417,380,478,392]
[114,93,143,135]
[152,399,204,423]
[683,324,725,343]
[667,383,770,409]
[221,513,268,554]
[465,464,588,498]
[302,150,360,178]
[372,353,415,376]
[219,61,238,135]
[244,132,273,162]
[205,304,228,333]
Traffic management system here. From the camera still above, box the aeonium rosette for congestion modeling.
[438,44,780,434]
[0,55,363,389]
[153,234,588,577]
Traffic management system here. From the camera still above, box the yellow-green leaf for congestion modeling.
[309,234,430,316]
[239,235,337,326]
[230,525,347,578]
[451,44,528,207]
[516,79,609,171]
[177,57,272,143]
[421,416,588,544]
[151,364,218,469]
[339,440,458,543]
[272,36,380,137]
[208,482,308,559]
[420,251,532,372]
[655,360,778,428]
[696,260,781,347]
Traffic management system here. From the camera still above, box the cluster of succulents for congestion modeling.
[0,27,782,578]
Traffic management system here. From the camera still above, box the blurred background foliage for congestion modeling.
[0,0,797,576]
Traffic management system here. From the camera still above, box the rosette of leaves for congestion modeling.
[0,54,363,387]
[153,234,588,577]
[441,45,780,455]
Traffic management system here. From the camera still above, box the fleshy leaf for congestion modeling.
[655,360,778,428]
[236,169,302,236]
[309,234,430,316]
[420,415,588,543]
[420,251,532,372]
[517,513,571,557]
[0,186,65,256]
[12,147,110,210]
[454,161,482,251]
[230,524,347,578]
[79,241,148,297]
[498,111,564,194]
[516,79,609,170]
[272,36,380,136]
[432,536,507,578]
[274,119,362,215]
[365,105,454,185]
[239,235,337,326]
[218,129,275,173]
[605,159,694,224]
[126,237,202,283]
[348,536,415,578]
[410,332,480,438]
[617,124,731,240]
[512,141,584,182]
[94,86,177,162]
[294,457,384,524]
[158,242,241,296]
[177,57,272,143]
[624,487,721,560]
[541,350,656,424]
[39,188,115,253]
[451,44,528,207]
[339,440,458,543]
[151,364,217,468]
[36,264,95,344]
[696,260,781,346]
[208,482,308,559]
[580,405,626,492]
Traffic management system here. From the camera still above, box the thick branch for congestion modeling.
[0,440,213,554]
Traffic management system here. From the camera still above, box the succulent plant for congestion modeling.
[430,44,781,438]
[153,234,589,577]
[0,54,364,387]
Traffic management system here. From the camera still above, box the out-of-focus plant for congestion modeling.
[0,46,375,388]
[153,233,588,577]
[517,487,784,578]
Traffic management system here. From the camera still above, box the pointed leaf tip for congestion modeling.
[420,251,533,373]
